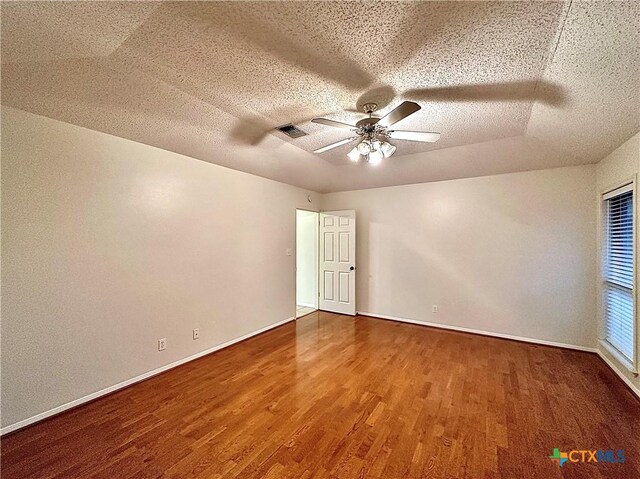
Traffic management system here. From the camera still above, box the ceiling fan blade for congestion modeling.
[376,101,421,128]
[200,4,373,91]
[311,118,357,130]
[388,130,441,143]
[404,80,566,106]
[313,137,358,153]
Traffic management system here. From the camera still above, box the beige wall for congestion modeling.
[321,166,598,349]
[3,105,633,432]
[596,132,640,394]
[1,107,320,430]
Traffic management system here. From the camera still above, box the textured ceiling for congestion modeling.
[2,1,638,193]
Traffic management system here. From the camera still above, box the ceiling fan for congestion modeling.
[311,101,440,164]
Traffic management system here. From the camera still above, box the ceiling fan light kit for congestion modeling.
[367,149,384,165]
[311,101,440,165]
[348,139,396,164]
[357,140,372,155]
[379,141,397,158]
[347,147,361,162]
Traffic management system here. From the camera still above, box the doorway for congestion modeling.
[296,209,319,318]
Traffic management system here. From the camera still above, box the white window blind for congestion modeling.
[603,184,635,363]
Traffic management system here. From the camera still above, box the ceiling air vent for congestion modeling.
[276,124,308,139]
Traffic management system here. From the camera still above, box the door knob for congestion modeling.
[350,266,355,271]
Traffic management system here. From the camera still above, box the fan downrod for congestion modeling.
[355,103,380,129]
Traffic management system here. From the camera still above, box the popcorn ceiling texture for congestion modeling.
[1,1,638,193]
[527,0,640,164]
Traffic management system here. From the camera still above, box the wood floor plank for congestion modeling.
[2,312,639,478]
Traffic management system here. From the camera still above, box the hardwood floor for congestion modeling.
[296,305,317,319]
[2,312,639,478]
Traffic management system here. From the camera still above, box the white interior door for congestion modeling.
[319,210,356,315]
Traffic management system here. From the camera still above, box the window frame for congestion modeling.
[600,176,638,373]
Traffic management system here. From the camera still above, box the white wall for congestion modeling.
[596,132,640,395]
[1,107,320,430]
[321,166,598,349]
[296,210,318,309]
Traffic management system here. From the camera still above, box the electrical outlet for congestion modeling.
[286,248,292,256]
[158,338,167,351]
[193,328,200,340]
[432,305,438,313]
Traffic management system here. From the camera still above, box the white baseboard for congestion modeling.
[0,316,295,436]
[297,302,317,309]
[596,349,640,399]
[357,311,598,353]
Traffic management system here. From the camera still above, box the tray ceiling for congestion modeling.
[2,1,638,193]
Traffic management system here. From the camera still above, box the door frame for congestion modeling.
[294,208,320,320]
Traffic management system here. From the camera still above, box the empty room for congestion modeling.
[1,1,639,478]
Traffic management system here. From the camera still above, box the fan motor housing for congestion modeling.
[355,117,380,129]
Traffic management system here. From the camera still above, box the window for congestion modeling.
[602,182,636,366]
